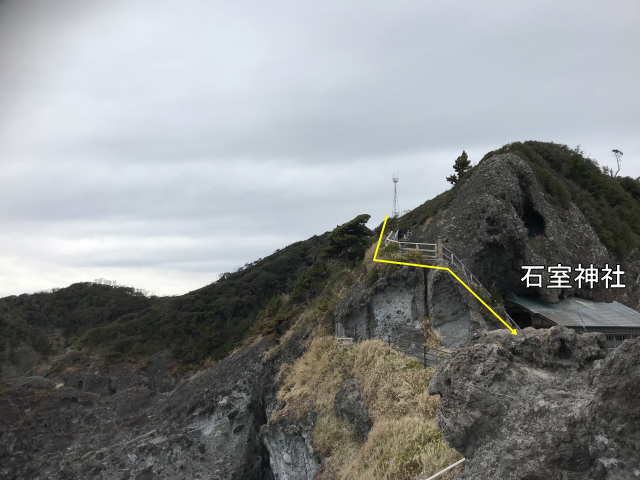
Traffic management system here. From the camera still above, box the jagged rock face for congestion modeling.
[429,327,640,479]
[0,339,276,480]
[334,378,371,441]
[427,270,491,348]
[261,414,319,480]
[335,267,428,357]
[334,264,492,353]
[419,153,640,308]
[259,329,320,480]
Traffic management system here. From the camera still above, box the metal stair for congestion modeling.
[385,231,522,333]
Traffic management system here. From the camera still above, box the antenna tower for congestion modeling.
[392,174,399,218]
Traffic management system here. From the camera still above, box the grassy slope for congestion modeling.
[275,337,461,480]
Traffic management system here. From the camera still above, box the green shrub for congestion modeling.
[325,214,373,263]
[379,243,400,258]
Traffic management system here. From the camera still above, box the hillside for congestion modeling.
[0,214,372,375]
[2,141,640,479]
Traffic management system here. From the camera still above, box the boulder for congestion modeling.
[429,327,640,479]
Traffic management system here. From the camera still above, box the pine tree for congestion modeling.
[446,150,472,185]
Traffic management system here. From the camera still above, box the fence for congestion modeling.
[335,322,355,346]
[382,231,522,333]
[441,247,480,286]
[382,334,451,368]
[384,231,438,258]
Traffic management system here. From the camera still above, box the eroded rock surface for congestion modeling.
[334,266,490,357]
[262,414,319,480]
[418,153,640,308]
[334,378,371,441]
[0,339,276,480]
[429,327,640,479]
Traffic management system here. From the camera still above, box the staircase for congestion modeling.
[385,231,522,333]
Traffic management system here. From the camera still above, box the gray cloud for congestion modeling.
[1,0,639,296]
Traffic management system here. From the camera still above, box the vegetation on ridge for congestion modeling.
[446,150,473,185]
[485,141,640,258]
[0,215,373,368]
[390,141,640,261]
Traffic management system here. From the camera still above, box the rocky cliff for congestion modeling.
[0,339,279,479]
[2,141,640,479]
[405,145,640,310]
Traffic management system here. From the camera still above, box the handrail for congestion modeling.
[505,312,522,332]
[385,236,439,257]
[386,238,437,248]
[384,231,520,333]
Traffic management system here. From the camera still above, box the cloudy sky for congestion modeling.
[1,0,639,297]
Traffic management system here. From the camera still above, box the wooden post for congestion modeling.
[437,238,443,261]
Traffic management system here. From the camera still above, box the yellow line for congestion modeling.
[372,215,388,261]
[373,216,517,335]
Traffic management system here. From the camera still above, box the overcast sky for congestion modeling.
[1,0,639,297]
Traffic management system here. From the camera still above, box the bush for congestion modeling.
[325,214,374,263]
[618,176,640,202]
[379,243,400,258]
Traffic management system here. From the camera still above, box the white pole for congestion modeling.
[423,458,465,480]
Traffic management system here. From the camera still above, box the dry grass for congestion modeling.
[274,337,461,480]
[341,416,460,480]
[276,336,349,419]
[313,412,358,458]
[351,341,439,421]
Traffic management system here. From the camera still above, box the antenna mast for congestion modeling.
[392,174,399,218]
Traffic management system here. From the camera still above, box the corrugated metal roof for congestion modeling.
[509,295,640,329]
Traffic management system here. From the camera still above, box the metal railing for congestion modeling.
[442,246,480,286]
[504,312,522,332]
[384,231,439,258]
[383,231,522,333]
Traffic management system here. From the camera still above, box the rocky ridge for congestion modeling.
[413,152,640,308]
[2,143,640,479]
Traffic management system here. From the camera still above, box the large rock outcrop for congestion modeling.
[334,265,494,356]
[338,150,640,353]
[262,414,320,480]
[416,153,640,309]
[429,327,640,479]
[0,339,277,480]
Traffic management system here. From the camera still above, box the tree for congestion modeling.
[612,149,623,178]
[325,214,372,262]
[446,150,472,185]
